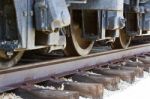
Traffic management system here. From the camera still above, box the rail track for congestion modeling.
[0,44,150,99]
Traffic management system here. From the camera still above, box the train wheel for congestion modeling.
[111,29,131,49]
[0,51,24,69]
[64,24,94,56]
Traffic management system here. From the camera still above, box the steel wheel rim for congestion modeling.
[71,24,94,56]
[0,51,24,69]
[119,29,131,49]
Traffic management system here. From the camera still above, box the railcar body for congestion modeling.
[0,0,150,68]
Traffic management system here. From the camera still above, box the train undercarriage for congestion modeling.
[0,0,150,68]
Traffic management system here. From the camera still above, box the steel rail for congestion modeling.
[0,44,150,92]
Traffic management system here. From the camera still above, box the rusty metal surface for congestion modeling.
[0,44,150,92]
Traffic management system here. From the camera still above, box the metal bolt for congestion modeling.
[6,52,13,57]
[23,11,28,17]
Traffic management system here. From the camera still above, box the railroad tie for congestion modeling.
[138,56,150,72]
[64,82,103,99]
[120,66,143,78]
[71,72,120,91]
[92,68,135,84]
[15,86,79,99]
[110,64,144,78]
[43,79,104,99]
[125,60,150,72]
[138,56,150,64]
